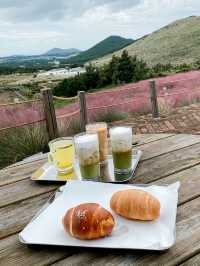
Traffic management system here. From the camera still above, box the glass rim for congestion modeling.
[74,131,98,137]
[86,122,107,128]
[109,126,133,133]
[74,131,99,144]
[48,137,73,146]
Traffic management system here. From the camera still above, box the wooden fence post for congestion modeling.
[149,80,159,118]
[78,91,88,131]
[41,88,58,140]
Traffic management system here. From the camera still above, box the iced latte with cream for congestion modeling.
[74,133,100,180]
[109,126,132,174]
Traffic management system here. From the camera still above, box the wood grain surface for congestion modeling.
[0,134,200,266]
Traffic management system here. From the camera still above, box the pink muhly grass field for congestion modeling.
[1,70,200,130]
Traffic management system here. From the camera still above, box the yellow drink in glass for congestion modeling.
[48,137,74,174]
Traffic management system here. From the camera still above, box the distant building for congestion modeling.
[52,59,60,66]
[37,67,86,78]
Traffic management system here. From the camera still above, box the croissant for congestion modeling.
[62,203,115,240]
[110,189,160,221]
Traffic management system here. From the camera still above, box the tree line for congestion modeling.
[53,50,200,97]
[53,50,150,97]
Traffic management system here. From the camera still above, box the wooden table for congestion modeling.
[1,134,200,266]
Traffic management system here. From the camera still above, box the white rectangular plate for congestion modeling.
[19,181,180,250]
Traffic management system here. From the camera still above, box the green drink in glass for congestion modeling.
[110,126,133,176]
[74,133,100,180]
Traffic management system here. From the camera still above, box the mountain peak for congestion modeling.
[95,16,200,66]
[44,48,81,56]
[66,35,134,64]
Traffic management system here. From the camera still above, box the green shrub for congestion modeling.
[117,50,134,83]
[0,125,48,169]
[53,51,149,97]
[174,63,193,73]
[94,111,128,123]
[132,56,150,81]
[58,118,81,136]
[67,120,81,135]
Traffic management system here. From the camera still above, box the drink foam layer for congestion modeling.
[110,127,131,137]
[75,134,98,148]
[75,134,99,164]
[110,127,132,152]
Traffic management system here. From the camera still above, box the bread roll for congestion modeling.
[110,189,160,221]
[62,203,115,240]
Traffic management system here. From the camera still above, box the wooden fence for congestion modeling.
[0,80,159,141]
[41,80,159,139]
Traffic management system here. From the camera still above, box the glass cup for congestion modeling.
[109,126,133,174]
[74,132,100,180]
[48,137,74,174]
[86,122,108,163]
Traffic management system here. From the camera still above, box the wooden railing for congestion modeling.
[0,80,161,142]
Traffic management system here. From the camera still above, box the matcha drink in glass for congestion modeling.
[109,126,133,174]
[74,133,100,180]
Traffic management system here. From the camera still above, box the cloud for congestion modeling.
[0,0,141,22]
[0,0,200,56]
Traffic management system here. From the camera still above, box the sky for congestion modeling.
[0,0,200,57]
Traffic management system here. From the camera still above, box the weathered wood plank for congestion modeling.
[151,164,200,205]
[149,80,159,118]
[1,164,200,240]
[78,91,88,131]
[41,88,58,140]
[180,253,200,266]
[3,153,47,170]
[0,179,58,208]
[0,158,47,187]
[51,252,104,266]
[133,142,200,184]
[0,234,73,266]
[119,205,200,266]
[140,134,200,161]
[134,133,175,147]
[51,198,200,266]
[0,192,52,239]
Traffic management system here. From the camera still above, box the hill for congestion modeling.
[94,16,200,66]
[67,35,134,64]
[44,48,81,57]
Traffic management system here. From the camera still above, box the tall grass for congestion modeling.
[158,98,172,115]
[0,124,48,169]
[58,110,128,136]
[94,111,128,123]
[176,94,200,107]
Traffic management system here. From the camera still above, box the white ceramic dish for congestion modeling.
[19,181,180,250]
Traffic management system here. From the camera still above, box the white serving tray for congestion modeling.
[19,181,180,250]
[31,150,143,183]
